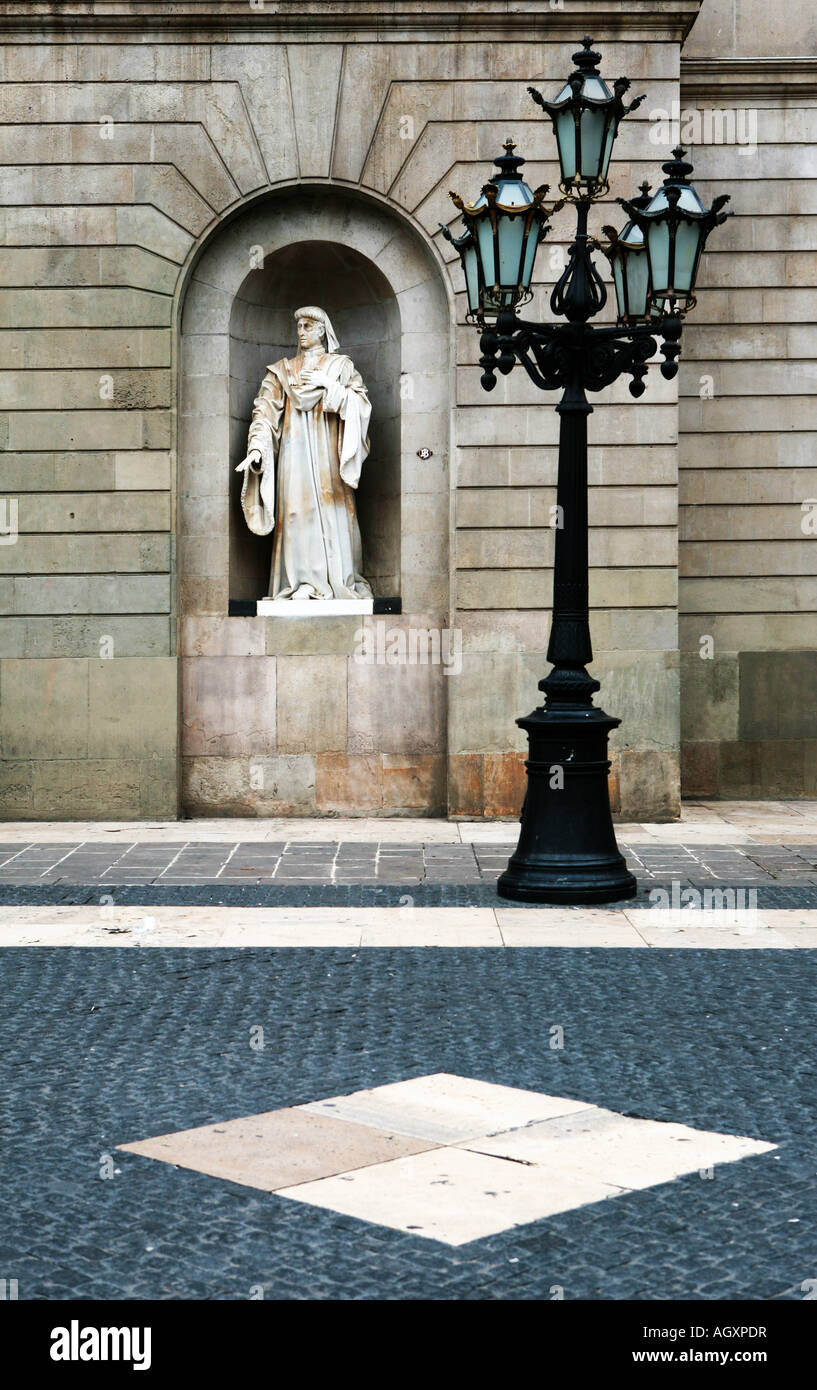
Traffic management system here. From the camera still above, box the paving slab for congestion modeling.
[1,904,816,948]
[499,918,646,948]
[278,1146,625,1245]
[358,919,501,946]
[119,1109,435,1192]
[302,1073,592,1144]
[460,1107,775,1190]
[625,915,792,949]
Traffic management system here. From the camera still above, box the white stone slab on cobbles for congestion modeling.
[498,915,646,948]
[117,1073,779,1247]
[460,1107,775,1191]
[623,911,792,949]
[358,919,502,946]
[496,906,647,928]
[0,906,816,948]
[195,924,364,947]
[759,913,817,948]
[278,1147,625,1245]
[119,1108,434,1192]
[301,1073,592,1144]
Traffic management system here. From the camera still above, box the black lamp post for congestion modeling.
[442,37,730,904]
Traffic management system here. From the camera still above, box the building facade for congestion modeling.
[0,0,814,820]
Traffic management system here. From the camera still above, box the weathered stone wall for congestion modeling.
[679,0,817,797]
[5,0,786,821]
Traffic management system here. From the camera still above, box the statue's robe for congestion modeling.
[240,350,373,600]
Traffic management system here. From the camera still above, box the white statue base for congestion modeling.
[257,598,374,617]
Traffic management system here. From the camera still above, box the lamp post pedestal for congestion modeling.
[497,705,635,904]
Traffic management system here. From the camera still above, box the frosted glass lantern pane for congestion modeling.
[497,215,525,287]
[673,219,701,293]
[582,75,611,101]
[494,178,532,209]
[521,227,539,288]
[677,186,706,215]
[647,222,671,294]
[476,217,496,288]
[463,244,480,314]
[600,120,617,180]
[578,109,605,178]
[555,109,576,181]
[612,259,625,317]
[624,248,650,318]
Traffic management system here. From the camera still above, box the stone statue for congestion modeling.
[236,305,373,601]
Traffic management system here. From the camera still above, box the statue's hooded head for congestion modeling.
[294,305,340,353]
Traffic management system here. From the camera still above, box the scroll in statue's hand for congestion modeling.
[236,448,263,473]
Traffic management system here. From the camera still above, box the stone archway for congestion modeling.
[177,187,453,817]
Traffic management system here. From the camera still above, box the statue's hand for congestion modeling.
[300,368,331,392]
[236,448,262,473]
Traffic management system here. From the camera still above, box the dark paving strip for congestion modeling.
[2,882,817,908]
[1,947,815,1300]
[1,842,816,877]
[4,850,817,884]
[3,841,817,895]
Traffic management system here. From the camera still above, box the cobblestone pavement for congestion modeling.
[3,804,816,1301]
[2,946,816,1300]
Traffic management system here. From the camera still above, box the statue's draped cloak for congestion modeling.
[240,351,373,600]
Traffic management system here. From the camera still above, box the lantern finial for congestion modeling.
[573,36,601,69]
[663,146,694,180]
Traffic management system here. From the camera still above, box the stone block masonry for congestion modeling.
[0,2,810,818]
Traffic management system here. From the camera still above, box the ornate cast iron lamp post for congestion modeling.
[443,37,730,903]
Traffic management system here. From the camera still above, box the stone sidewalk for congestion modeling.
[1,799,816,946]
[1,834,817,886]
[2,799,817,845]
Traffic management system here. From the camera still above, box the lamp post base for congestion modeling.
[497,703,637,905]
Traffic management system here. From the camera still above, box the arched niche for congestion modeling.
[228,241,401,600]
[178,186,451,619]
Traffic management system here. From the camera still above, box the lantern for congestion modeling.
[620,146,731,313]
[528,36,645,198]
[441,139,553,322]
[602,183,653,322]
